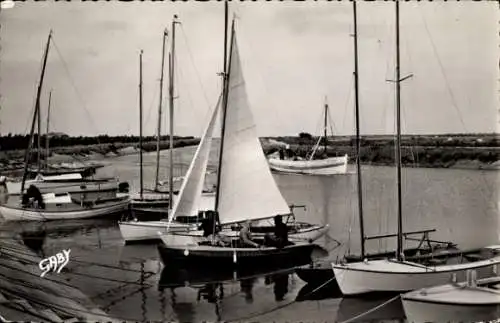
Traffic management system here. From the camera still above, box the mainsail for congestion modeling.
[168,94,222,221]
[217,33,291,225]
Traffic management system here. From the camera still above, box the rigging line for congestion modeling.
[179,25,211,112]
[337,294,401,323]
[417,4,468,132]
[143,78,160,138]
[340,74,354,138]
[49,36,102,141]
[225,273,338,323]
[0,244,156,274]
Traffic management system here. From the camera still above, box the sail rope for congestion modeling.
[336,294,401,323]
[417,4,468,132]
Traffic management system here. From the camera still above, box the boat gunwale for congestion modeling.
[332,257,500,275]
[0,198,129,214]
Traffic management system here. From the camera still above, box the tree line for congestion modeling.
[0,134,195,151]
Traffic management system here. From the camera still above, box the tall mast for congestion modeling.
[37,86,42,172]
[155,29,168,190]
[21,31,52,194]
[353,0,365,259]
[45,90,52,171]
[139,50,144,199]
[323,99,328,154]
[215,1,230,212]
[395,0,404,261]
[168,15,179,210]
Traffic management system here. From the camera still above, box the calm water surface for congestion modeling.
[1,145,498,322]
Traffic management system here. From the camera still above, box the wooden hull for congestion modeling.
[118,220,197,243]
[0,198,129,221]
[157,241,316,268]
[268,155,348,175]
[402,277,500,323]
[332,257,500,296]
[7,179,120,196]
[155,223,328,246]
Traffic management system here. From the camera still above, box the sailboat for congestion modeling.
[128,28,172,221]
[402,264,500,323]
[7,90,124,198]
[157,15,323,268]
[331,0,500,296]
[119,12,328,244]
[127,20,216,222]
[267,100,348,176]
[119,17,219,241]
[296,0,458,286]
[0,31,129,221]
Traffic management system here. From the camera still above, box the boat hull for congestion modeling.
[332,258,500,296]
[157,241,316,268]
[131,221,329,246]
[118,220,197,243]
[402,297,500,323]
[0,198,129,221]
[7,179,120,196]
[268,155,348,175]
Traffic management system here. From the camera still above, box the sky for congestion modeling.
[0,1,498,137]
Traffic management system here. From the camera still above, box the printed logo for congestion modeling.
[39,249,71,278]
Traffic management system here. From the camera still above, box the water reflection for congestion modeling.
[336,294,406,323]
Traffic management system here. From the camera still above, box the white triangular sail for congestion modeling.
[168,94,222,221]
[217,33,291,225]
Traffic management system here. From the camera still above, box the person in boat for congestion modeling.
[239,221,261,248]
[265,215,290,248]
[0,176,8,205]
[200,211,228,247]
[278,148,285,160]
[21,185,45,209]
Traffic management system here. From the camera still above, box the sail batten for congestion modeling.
[169,94,222,221]
[217,33,291,225]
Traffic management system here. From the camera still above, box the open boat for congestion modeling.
[402,269,500,323]
[268,100,348,176]
[158,13,324,268]
[332,1,500,296]
[0,31,129,221]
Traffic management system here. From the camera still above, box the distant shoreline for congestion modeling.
[0,137,200,176]
[0,133,498,175]
[261,134,500,171]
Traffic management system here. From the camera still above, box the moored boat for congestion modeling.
[158,13,323,269]
[402,271,500,323]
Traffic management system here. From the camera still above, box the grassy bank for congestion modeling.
[262,133,500,170]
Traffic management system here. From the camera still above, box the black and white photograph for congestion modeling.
[0,0,498,322]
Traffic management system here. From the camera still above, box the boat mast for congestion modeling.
[139,50,144,200]
[395,0,404,261]
[168,15,179,210]
[37,87,42,172]
[155,29,168,190]
[323,99,328,155]
[21,31,52,194]
[353,0,366,259]
[45,90,52,171]
[214,1,230,212]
